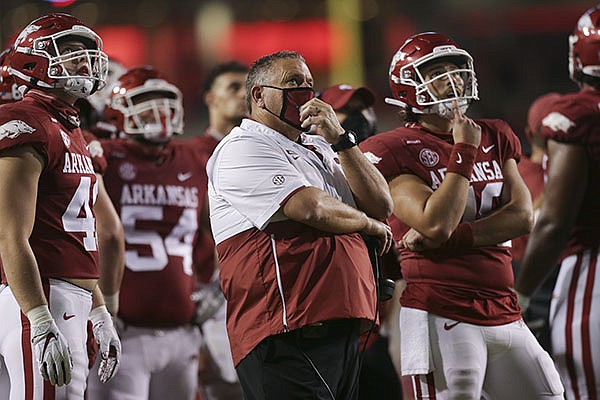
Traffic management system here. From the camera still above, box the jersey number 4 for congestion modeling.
[121,205,197,276]
[61,176,98,251]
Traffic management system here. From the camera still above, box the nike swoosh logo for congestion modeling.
[285,150,299,160]
[482,144,495,153]
[63,312,76,321]
[456,153,463,164]
[42,332,57,356]
[177,172,193,181]
[443,321,461,331]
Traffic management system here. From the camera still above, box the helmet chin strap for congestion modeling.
[431,99,470,119]
[62,77,95,98]
[385,97,470,118]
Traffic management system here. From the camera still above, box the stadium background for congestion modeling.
[0,0,593,149]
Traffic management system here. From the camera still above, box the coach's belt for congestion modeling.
[298,319,359,339]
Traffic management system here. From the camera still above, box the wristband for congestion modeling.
[26,304,53,325]
[438,222,474,251]
[102,292,119,317]
[447,143,478,179]
[89,305,111,323]
[331,130,358,152]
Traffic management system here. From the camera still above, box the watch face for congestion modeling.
[348,131,357,144]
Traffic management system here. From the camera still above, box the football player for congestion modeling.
[0,13,121,399]
[511,93,561,353]
[360,32,564,399]
[85,66,204,400]
[515,5,600,399]
[190,60,248,400]
[0,48,22,105]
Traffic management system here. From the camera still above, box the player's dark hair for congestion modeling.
[201,61,248,100]
[246,51,305,112]
[397,105,419,125]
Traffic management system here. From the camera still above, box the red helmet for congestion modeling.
[104,66,184,143]
[569,5,600,83]
[386,32,478,117]
[0,48,22,105]
[87,58,126,114]
[10,13,108,98]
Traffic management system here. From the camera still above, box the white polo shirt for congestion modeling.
[207,118,356,244]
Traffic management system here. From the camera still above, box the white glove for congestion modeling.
[190,280,225,325]
[27,305,73,386]
[90,306,121,383]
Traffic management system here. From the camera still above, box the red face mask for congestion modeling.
[263,85,315,131]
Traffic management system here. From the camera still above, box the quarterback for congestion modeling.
[360,32,564,399]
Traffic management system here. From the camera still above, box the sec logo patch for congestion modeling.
[272,175,285,185]
[419,148,439,167]
[119,162,137,181]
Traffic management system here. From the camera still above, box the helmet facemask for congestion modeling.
[388,44,478,119]
[415,63,476,118]
[111,82,184,143]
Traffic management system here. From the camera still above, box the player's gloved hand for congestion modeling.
[27,305,73,386]
[190,279,225,325]
[90,305,121,383]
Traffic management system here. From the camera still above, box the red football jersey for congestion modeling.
[189,132,220,156]
[186,132,220,283]
[100,138,208,327]
[360,119,522,325]
[0,90,99,281]
[537,90,600,254]
[511,156,544,262]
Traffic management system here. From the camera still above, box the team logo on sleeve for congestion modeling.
[0,120,36,140]
[363,151,382,164]
[419,148,439,167]
[542,112,575,133]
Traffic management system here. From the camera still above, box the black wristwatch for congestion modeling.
[331,130,358,152]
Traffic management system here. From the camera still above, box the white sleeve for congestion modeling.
[212,137,309,229]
